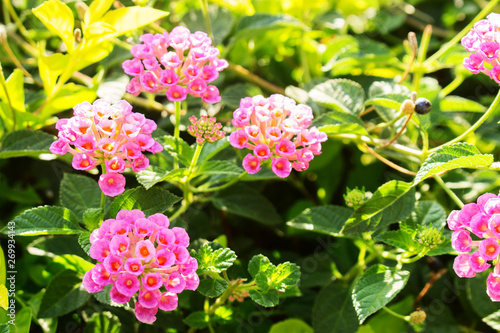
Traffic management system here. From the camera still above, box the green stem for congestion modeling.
[188,143,204,176]
[439,74,465,98]
[413,25,432,91]
[3,0,37,47]
[199,0,213,41]
[368,113,405,133]
[100,191,106,213]
[342,252,379,282]
[193,171,248,193]
[424,0,499,67]
[383,306,410,322]
[173,101,181,169]
[429,88,500,154]
[299,32,311,83]
[433,175,464,209]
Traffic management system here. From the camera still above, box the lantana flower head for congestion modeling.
[229,94,327,178]
[123,27,228,103]
[448,192,500,300]
[461,13,500,83]
[49,99,163,197]
[187,115,225,145]
[83,209,199,324]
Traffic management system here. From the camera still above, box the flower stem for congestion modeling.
[0,63,16,131]
[433,175,464,209]
[173,101,181,169]
[199,0,213,41]
[188,143,204,176]
[193,171,248,193]
[428,88,500,154]
[227,62,286,95]
[424,0,499,67]
[383,306,410,322]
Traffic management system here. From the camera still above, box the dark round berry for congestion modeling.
[414,97,432,115]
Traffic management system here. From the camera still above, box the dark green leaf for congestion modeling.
[108,187,181,218]
[312,111,368,135]
[161,135,194,167]
[136,167,188,190]
[0,130,55,159]
[84,208,103,231]
[309,79,365,114]
[414,143,493,185]
[352,264,410,324]
[60,174,101,218]
[212,184,282,226]
[184,311,210,329]
[287,205,353,236]
[222,84,263,109]
[38,270,91,318]
[367,81,411,121]
[312,282,359,333]
[94,285,125,308]
[342,181,412,234]
[196,160,244,176]
[411,201,447,230]
[248,289,279,307]
[196,242,237,273]
[5,206,82,236]
[78,231,91,255]
[197,278,229,298]
[375,230,420,252]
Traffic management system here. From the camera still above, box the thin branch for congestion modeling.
[227,62,286,95]
[363,143,417,176]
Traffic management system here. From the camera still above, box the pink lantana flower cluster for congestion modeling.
[123,27,228,103]
[187,115,225,145]
[82,209,199,324]
[49,99,163,197]
[461,13,500,83]
[449,192,500,301]
[229,94,327,178]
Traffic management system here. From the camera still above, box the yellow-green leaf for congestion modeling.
[84,0,114,24]
[32,0,75,53]
[38,52,70,94]
[0,69,25,112]
[99,6,169,39]
[0,284,7,310]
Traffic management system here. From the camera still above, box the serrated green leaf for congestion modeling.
[375,230,420,252]
[309,79,365,114]
[313,282,359,333]
[184,311,210,329]
[38,52,70,94]
[287,205,354,236]
[412,201,447,230]
[108,187,180,218]
[367,82,411,121]
[60,174,101,218]
[352,264,410,324]
[83,311,122,333]
[342,181,412,234]
[212,184,282,226]
[161,136,194,167]
[248,254,271,278]
[413,143,493,185]
[136,167,188,190]
[38,269,91,318]
[0,130,55,159]
[32,0,75,52]
[196,243,237,273]
[0,324,9,333]
[312,111,368,135]
[267,262,301,291]
[269,319,313,333]
[440,95,486,113]
[364,97,401,111]
[94,284,125,308]
[84,208,103,231]
[248,289,279,307]
[196,160,244,176]
[78,231,91,255]
[197,279,229,298]
[53,254,94,275]
[4,206,82,236]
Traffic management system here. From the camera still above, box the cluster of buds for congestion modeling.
[123,27,228,103]
[229,94,327,178]
[461,13,500,84]
[49,99,163,197]
[449,192,500,301]
[82,209,199,324]
[187,115,225,145]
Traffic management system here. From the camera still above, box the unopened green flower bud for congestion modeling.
[344,187,369,209]
[417,226,443,249]
[409,310,426,324]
